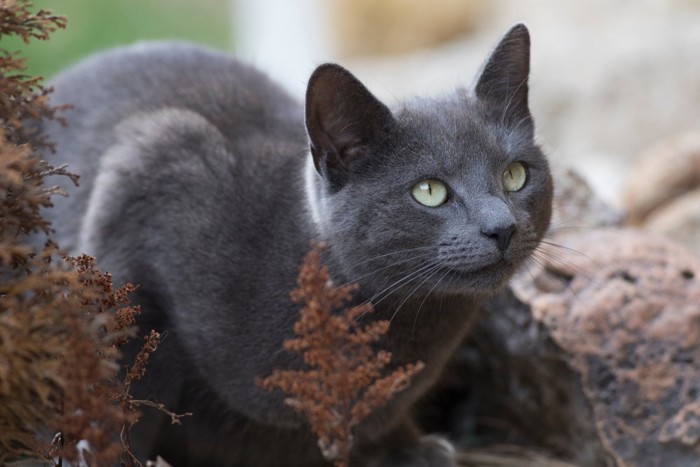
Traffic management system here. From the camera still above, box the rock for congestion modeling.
[514,229,700,467]
[621,132,700,224]
[642,189,700,256]
[550,167,622,232]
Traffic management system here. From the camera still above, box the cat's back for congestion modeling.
[49,41,300,136]
[41,42,306,253]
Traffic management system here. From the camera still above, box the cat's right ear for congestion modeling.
[305,64,394,189]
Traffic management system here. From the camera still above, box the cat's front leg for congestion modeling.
[373,434,456,467]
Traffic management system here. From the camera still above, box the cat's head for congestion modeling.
[304,24,552,297]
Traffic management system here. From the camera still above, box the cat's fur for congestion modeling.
[38,24,552,466]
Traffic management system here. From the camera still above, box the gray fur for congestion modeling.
[37,24,551,466]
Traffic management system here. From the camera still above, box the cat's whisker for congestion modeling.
[530,247,574,270]
[520,254,543,278]
[331,245,435,280]
[353,262,442,322]
[337,249,437,288]
[523,252,592,307]
[389,261,448,325]
[537,240,602,269]
[524,261,543,287]
[536,249,592,304]
[355,245,436,265]
[546,224,616,233]
[362,261,440,310]
[370,262,442,306]
[412,267,452,338]
[530,248,596,284]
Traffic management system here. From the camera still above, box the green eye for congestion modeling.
[503,162,528,192]
[412,179,448,207]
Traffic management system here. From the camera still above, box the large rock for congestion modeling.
[513,229,700,466]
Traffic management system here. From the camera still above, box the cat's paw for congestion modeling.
[375,435,456,467]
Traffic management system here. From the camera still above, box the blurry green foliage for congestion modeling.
[1,0,233,79]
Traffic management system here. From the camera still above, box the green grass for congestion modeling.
[2,0,233,80]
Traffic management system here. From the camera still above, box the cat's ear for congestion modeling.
[473,23,533,133]
[305,64,394,188]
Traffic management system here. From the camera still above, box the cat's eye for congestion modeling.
[503,162,528,192]
[411,179,448,207]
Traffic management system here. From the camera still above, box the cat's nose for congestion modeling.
[481,223,516,254]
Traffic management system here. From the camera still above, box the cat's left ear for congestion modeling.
[305,64,394,189]
[473,23,533,134]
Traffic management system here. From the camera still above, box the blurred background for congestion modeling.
[8,0,700,214]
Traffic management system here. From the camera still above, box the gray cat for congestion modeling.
[39,23,552,467]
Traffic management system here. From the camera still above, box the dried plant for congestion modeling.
[0,2,72,462]
[49,255,143,464]
[0,2,177,465]
[259,244,425,467]
[118,329,191,467]
[0,244,145,464]
[1,0,68,147]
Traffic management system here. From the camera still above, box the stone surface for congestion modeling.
[514,230,700,467]
[550,167,622,233]
[622,132,700,224]
[642,189,700,256]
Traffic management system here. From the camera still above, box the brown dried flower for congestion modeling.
[259,243,425,467]
[47,256,141,465]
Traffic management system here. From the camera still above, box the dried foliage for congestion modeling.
[0,242,148,465]
[50,255,144,464]
[259,244,425,467]
[0,141,78,268]
[1,0,68,147]
[0,2,170,465]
